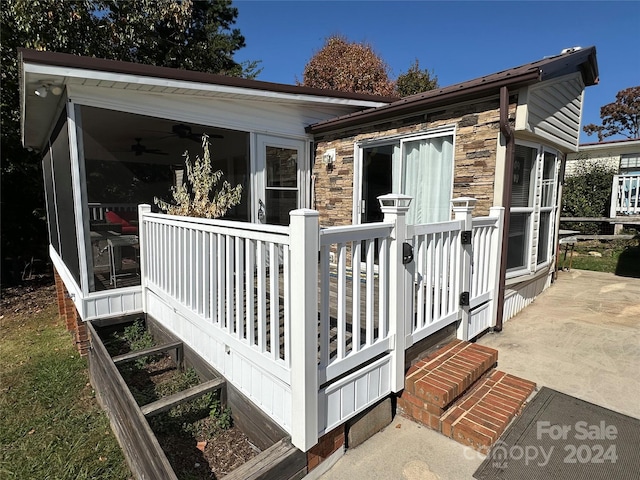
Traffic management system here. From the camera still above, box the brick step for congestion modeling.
[441,370,536,453]
[404,339,498,410]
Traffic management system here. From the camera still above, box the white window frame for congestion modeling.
[536,148,559,269]
[352,125,456,225]
[507,141,560,278]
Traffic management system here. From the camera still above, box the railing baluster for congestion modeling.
[236,236,244,340]
[426,234,434,325]
[257,240,266,353]
[226,235,233,333]
[319,245,330,366]
[433,232,442,321]
[245,239,255,345]
[217,233,225,327]
[210,232,217,323]
[379,236,388,339]
[282,244,290,363]
[269,242,278,360]
[351,241,361,353]
[365,239,375,346]
[337,242,346,360]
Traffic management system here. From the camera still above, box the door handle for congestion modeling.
[258,199,265,220]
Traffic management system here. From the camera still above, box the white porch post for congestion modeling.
[289,209,319,451]
[452,197,476,341]
[379,194,412,393]
[138,204,151,314]
[488,206,505,329]
[610,175,619,218]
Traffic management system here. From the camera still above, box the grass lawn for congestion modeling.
[565,237,640,276]
[0,287,131,480]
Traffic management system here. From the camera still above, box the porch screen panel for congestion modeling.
[42,147,60,253]
[51,114,81,285]
[401,135,454,224]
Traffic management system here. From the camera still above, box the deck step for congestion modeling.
[404,339,498,409]
[398,340,535,452]
[112,341,183,365]
[141,378,225,417]
[440,370,536,453]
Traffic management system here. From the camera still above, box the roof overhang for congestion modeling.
[577,138,640,154]
[19,49,394,149]
[308,46,599,135]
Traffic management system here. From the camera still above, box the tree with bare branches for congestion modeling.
[583,86,640,141]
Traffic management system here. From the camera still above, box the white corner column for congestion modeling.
[289,209,319,451]
[379,194,412,393]
[452,197,476,341]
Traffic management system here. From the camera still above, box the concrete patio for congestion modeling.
[319,269,640,479]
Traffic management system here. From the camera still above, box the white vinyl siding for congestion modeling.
[516,73,585,151]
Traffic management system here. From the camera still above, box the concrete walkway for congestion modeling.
[320,270,640,479]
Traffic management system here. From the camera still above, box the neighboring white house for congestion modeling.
[566,138,640,176]
[566,139,640,221]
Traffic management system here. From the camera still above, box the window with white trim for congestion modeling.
[507,143,559,274]
[620,153,640,174]
[358,127,455,226]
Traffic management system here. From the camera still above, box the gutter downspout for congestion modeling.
[495,86,515,333]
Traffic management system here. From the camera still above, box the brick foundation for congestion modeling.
[53,267,89,356]
[306,425,345,472]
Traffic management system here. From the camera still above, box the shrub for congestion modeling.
[562,163,616,234]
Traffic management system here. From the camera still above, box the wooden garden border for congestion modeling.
[88,316,306,480]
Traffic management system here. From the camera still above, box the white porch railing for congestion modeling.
[136,195,504,452]
[317,222,394,384]
[469,207,504,339]
[88,202,138,221]
[407,219,464,345]
[140,210,292,371]
[610,174,640,217]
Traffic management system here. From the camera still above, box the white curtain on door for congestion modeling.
[399,136,454,224]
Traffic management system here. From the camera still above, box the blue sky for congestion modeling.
[233,0,640,144]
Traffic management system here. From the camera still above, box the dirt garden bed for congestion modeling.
[98,320,259,479]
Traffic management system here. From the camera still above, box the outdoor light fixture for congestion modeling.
[34,85,48,98]
[34,84,63,98]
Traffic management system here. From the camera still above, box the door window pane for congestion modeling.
[266,190,297,226]
[267,146,297,187]
[361,144,394,223]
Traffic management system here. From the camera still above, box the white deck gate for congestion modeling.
[137,196,504,451]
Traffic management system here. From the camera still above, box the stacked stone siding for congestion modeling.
[313,99,517,226]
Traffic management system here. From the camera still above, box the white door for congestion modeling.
[254,135,306,225]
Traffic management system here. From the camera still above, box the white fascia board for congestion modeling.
[578,139,640,153]
[23,62,389,109]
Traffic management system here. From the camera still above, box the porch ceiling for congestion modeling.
[80,107,246,165]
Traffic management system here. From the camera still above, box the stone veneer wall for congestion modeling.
[312,98,517,226]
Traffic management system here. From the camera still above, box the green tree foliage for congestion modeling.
[583,86,640,141]
[562,162,616,234]
[0,0,256,282]
[300,35,395,96]
[395,59,439,97]
[155,135,242,219]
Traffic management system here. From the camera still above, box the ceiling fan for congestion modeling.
[168,124,224,143]
[131,138,167,156]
